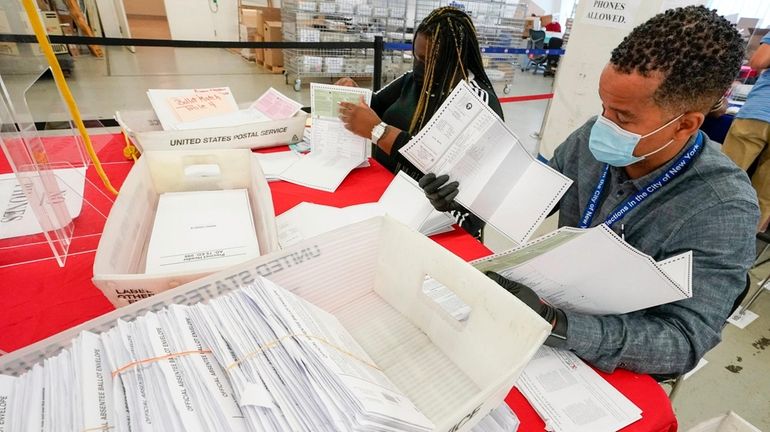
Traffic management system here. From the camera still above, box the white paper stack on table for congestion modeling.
[399,80,573,246]
[516,346,642,432]
[144,189,261,275]
[278,83,372,192]
[0,277,437,432]
[473,224,693,315]
[276,171,455,248]
[147,87,303,131]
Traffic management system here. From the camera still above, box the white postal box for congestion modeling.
[116,109,308,152]
[92,149,279,307]
[7,217,549,431]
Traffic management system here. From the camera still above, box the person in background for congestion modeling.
[544,20,562,33]
[336,6,503,239]
[722,31,770,229]
[424,6,759,377]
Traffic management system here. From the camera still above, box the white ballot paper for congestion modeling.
[278,83,372,192]
[276,172,455,248]
[0,166,87,240]
[399,80,572,245]
[144,189,260,274]
[473,224,693,315]
[254,151,301,181]
[517,347,642,432]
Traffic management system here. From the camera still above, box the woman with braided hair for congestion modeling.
[338,7,503,239]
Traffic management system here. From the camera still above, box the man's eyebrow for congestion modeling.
[610,107,635,119]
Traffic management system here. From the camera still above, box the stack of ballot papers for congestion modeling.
[516,347,642,432]
[399,80,572,246]
[473,224,693,314]
[144,189,261,274]
[278,83,372,192]
[147,87,302,131]
[276,172,455,248]
[0,277,438,431]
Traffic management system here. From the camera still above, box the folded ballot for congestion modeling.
[399,80,572,246]
[276,172,455,248]
[144,189,260,274]
[278,84,373,192]
[473,224,693,315]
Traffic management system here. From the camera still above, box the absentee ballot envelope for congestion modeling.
[144,189,261,275]
[473,224,693,315]
[399,80,572,246]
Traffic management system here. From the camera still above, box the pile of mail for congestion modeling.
[0,272,526,431]
[0,277,436,431]
[276,172,455,248]
[147,87,303,131]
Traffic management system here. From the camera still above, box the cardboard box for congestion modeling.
[539,14,553,27]
[254,34,264,63]
[263,21,283,68]
[115,108,307,152]
[4,217,550,432]
[240,8,258,28]
[92,149,280,307]
[255,7,281,37]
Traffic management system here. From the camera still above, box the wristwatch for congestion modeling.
[370,122,387,144]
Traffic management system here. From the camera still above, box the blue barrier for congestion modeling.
[383,42,565,56]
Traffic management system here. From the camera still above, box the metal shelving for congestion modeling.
[414,0,528,93]
[282,0,409,91]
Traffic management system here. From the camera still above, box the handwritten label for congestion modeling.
[168,89,238,123]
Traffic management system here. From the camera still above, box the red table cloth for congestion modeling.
[0,133,677,432]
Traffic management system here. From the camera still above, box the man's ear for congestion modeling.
[674,111,704,142]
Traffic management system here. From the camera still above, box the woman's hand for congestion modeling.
[339,96,381,139]
[334,77,358,87]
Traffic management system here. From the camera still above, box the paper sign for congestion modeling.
[250,87,303,120]
[166,88,238,123]
[582,0,641,30]
[0,167,87,240]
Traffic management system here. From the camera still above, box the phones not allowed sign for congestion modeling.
[582,0,641,30]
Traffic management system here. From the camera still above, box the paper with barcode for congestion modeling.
[399,80,572,245]
[472,224,692,315]
[516,346,641,432]
[278,83,373,192]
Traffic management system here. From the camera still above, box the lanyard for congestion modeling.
[579,131,705,229]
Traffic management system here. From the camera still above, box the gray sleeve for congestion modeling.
[547,117,597,173]
[551,199,759,376]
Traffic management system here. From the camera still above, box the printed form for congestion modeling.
[473,224,693,315]
[278,83,372,192]
[399,80,572,245]
[517,346,642,432]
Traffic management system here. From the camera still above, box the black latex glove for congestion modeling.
[418,173,461,212]
[485,271,567,344]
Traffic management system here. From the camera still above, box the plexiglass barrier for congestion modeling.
[0,1,112,269]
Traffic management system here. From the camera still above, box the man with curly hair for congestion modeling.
[480,6,759,377]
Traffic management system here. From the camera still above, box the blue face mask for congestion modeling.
[588,113,683,167]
